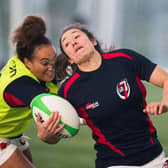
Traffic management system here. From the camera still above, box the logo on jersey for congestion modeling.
[163,160,168,168]
[9,60,17,77]
[116,79,130,100]
[86,101,99,110]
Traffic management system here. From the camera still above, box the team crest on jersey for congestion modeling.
[116,79,130,100]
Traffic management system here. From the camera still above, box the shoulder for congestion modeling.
[61,72,80,86]
[5,76,48,106]
[102,48,137,60]
[58,72,80,99]
[102,48,150,62]
[8,76,39,87]
[5,76,46,96]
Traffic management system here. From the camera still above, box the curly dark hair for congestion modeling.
[11,15,51,62]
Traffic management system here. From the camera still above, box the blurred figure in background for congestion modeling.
[0,15,64,168]
[56,24,168,168]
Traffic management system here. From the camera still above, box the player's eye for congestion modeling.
[41,61,49,66]
[65,42,69,47]
[75,35,80,39]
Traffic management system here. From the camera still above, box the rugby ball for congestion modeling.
[30,93,80,138]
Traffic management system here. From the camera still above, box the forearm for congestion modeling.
[160,79,168,113]
[162,79,168,102]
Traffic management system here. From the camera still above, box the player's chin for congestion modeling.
[44,74,55,82]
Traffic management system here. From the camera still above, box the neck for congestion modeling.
[78,50,102,72]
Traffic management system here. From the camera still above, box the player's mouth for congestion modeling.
[75,46,83,53]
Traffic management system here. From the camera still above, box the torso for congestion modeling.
[58,49,162,167]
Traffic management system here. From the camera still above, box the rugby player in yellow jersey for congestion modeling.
[0,15,64,168]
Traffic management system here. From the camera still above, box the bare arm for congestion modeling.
[143,65,168,115]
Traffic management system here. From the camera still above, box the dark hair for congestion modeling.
[55,53,77,84]
[11,15,51,62]
[59,23,103,58]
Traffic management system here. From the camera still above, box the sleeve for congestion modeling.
[120,49,157,81]
[5,76,48,106]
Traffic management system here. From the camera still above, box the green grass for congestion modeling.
[26,124,95,168]
[25,83,168,168]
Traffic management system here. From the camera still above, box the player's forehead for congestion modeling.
[61,28,84,42]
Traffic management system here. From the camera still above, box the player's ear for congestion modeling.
[24,57,32,70]
[91,38,97,46]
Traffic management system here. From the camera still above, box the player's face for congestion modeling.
[24,44,56,82]
[61,28,97,65]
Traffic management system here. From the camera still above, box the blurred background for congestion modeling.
[1,0,168,69]
[0,0,168,167]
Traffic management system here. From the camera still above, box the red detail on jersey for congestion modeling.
[135,75,147,106]
[149,137,154,145]
[135,75,156,143]
[77,106,125,157]
[64,73,80,99]
[0,142,7,150]
[86,102,92,109]
[145,114,156,134]
[4,92,25,107]
[163,161,168,168]
[118,82,128,99]
[102,52,133,60]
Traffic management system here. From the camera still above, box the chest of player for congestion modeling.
[69,60,145,123]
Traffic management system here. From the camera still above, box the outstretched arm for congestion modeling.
[143,65,168,115]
